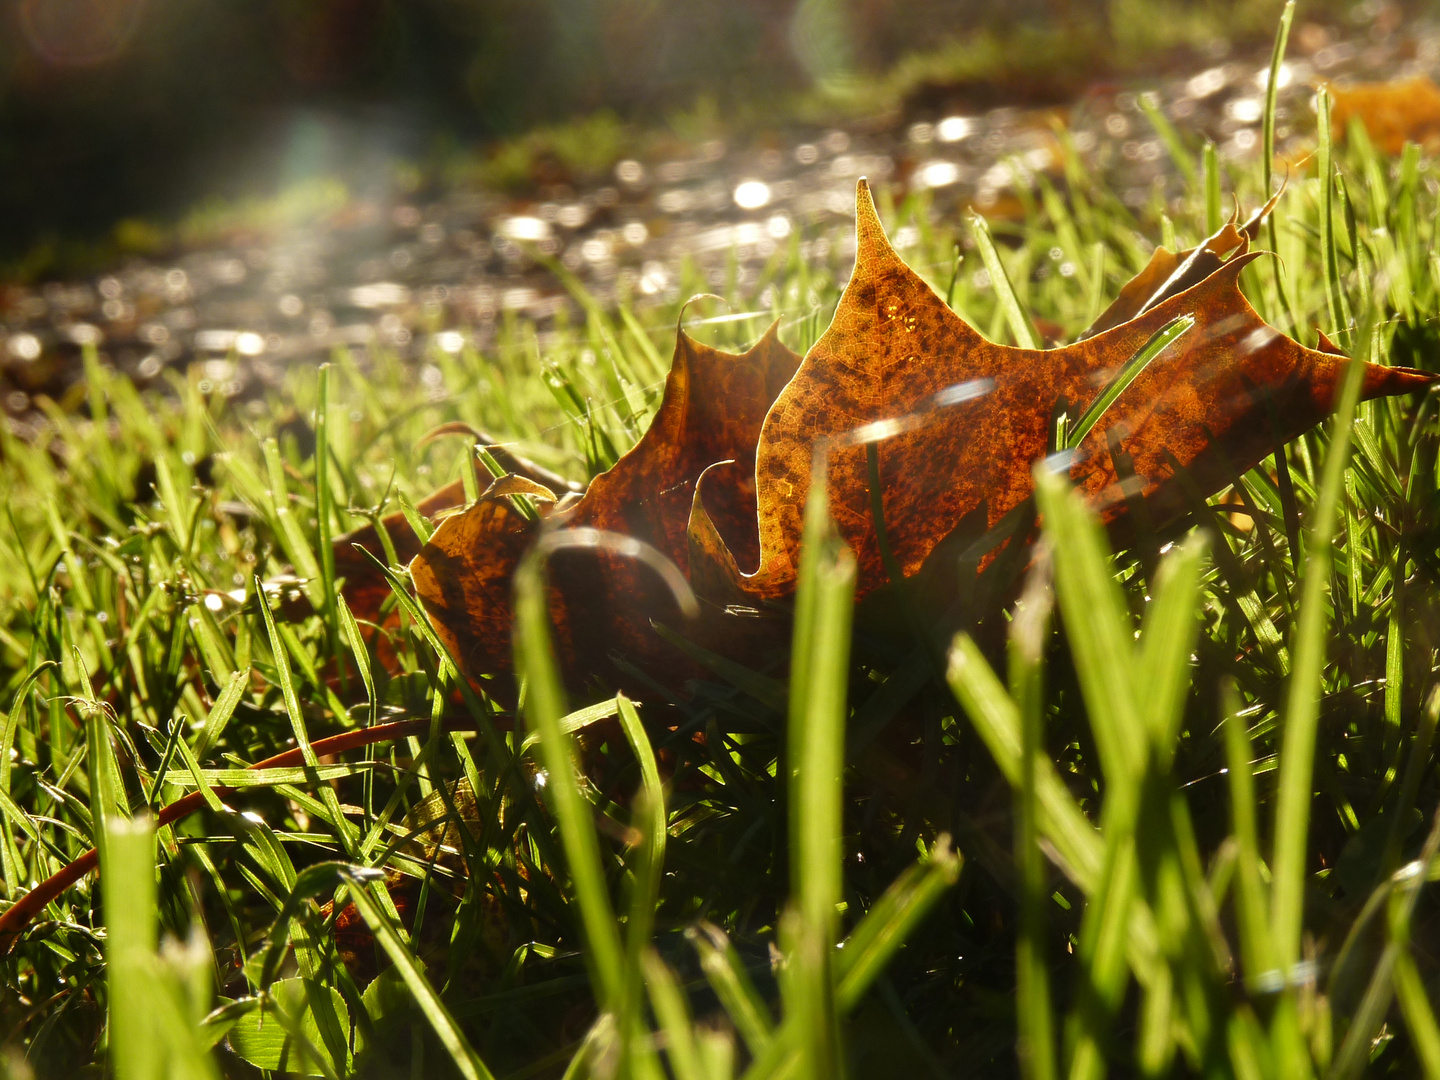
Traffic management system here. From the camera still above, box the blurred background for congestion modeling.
[0,0,1379,269]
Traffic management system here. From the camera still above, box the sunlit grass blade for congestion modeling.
[1393,949,1440,1079]
[511,529,694,1080]
[687,922,775,1058]
[192,669,248,760]
[262,437,323,600]
[642,949,707,1080]
[1331,809,1440,1079]
[1009,557,1056,1080]
[969,212,1041,349]
[254,575,356,854]
[314,364,347,690]
[1135,533,1207,761]
[1031,466,1140,781]
[1138,93,1197,190]
[1270,328,1370,973]
[103,814,160,1080]
[512,544,625,1010]
[1222,685,1276,990]
[617,694,667,1074]
[834,836,960,1011]
[1063,314,1194,451]
[1202,141,1222,235]
[947,633,1102,888]
[1315,87,1348,344]
[784,469,856,1077]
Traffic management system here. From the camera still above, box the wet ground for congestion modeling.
[3,16,1438,430]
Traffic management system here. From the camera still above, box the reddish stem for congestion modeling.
[0,717,476,954]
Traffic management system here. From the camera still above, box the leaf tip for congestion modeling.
[854,176,888,252]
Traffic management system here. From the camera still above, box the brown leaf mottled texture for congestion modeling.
[687,179,1434,607]
[411,323,800,684]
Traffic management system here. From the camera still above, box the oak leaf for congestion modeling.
[349,179,1431,688]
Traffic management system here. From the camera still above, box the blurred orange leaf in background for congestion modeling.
[1328,75,1440,154]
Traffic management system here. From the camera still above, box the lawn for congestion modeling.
[4,12,1440,1078]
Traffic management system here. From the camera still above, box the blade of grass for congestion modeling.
[339,868,497,1080]
[1270,326,1370,973]
[617,694,667,1074]
[687,922,775,1058]
[1331,808,1440,1079]
[1135,533,1207,762]
[1316,87,1348,345]
[1138,94,1198,190]
[947,634,1102,889]
[192,670,248,761]
[833,836,961,1012]
[1393,947,1440,1079]
[103,814,159,1080]
[785,467,856,1078]
[1063,314,1194,450]
[314,364,347,692]
[642,950,707,1080]
[1202,142,1222,236]
[262,438,323,603]
[512,544,626,1012]
[1223,685,1276,990]
[969,213,1041,350]
[1010,557,1057,1080]
[254,575,356,855]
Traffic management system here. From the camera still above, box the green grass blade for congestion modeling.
[617,694,667,1076]
[969,212,1041,350]
[340,869,497,1080]
[1222,686,1276,989]
[103,814,160,1080]
[262,438,323,598]
[1064,314,1194,451]
[643,949,707,1080]
[1262,3,1299,333]
[1270,335,1369,971]
[314,364,347,692]
[192,669,248,760]
[1316,87,1348,344]
[1138,94,1198,190]
[512,546,626,1010]
[517,697,624,752]
[1010,560,1057,1080]
[1031,466,1141,782]
[783,470,856,1078]
[947,633,1102,888]
[1393,949,1440,1079]
[833,836,961,1012]
[1135,533,1207,762]
[789,473,856,937]
[1202,141,1222,235]
[397,490,434,545]
[687,922,774,1057]
[254,575,356,854]
[1262,2,1295,207]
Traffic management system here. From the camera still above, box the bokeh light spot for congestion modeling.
[734,180,771,210]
